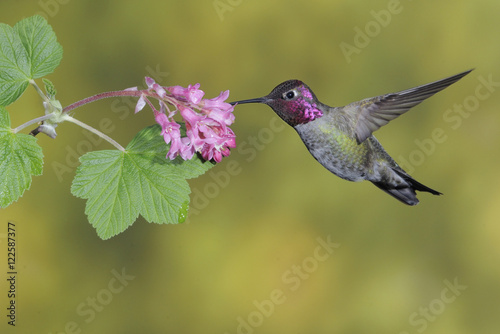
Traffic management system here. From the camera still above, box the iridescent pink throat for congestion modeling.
[291,86,323,124]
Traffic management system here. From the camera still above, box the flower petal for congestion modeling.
[135,95,147,113]
[145,77,156,89]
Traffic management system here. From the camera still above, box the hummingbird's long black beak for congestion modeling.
[230,97,267,106]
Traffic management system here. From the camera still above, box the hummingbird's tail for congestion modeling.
[371,169,442,206]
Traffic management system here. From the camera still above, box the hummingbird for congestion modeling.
[230,70,472,205]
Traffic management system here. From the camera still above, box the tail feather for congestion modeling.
[372,169,442,206]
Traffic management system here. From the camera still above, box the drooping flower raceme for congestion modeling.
[134,77,236,163]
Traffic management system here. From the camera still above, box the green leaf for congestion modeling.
[71,150,141,239]
[14,15,63,79]
[71,124,215,239]
[0,107,43,208]
[0,15,62,106]
[0,23,30,106]
[125,152,190,223]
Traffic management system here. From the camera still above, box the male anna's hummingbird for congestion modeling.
[231,70,471,205]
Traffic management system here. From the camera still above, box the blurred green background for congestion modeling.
[1,0,500,333]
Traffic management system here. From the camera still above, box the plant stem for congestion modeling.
[29,79,50,103]
[63,90,144,114]
[12,113,55,133]
[64,115,126,152]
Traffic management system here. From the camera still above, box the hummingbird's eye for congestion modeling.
[284,90,296,100]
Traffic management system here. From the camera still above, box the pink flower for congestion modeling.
[155,112,185,159]
[167,83,205,104]
[155,112,179,144]
[179,105,236,161]
[146,77,236,163]
[199,127,236,163]
[201,90,235,125]
[146,77,167,98]
[202,90,231,111]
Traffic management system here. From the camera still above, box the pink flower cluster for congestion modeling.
[135,77,236,163]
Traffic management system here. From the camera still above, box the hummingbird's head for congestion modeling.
[231,80,324,127]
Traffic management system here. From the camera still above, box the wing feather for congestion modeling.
[352,70,472,144]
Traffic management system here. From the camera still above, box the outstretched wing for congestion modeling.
[351,69,472,144]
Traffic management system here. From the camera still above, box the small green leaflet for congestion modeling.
[71,124,215,239]
[43,78,57,98]
[0,106,43,208]
[0,15,63,106]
